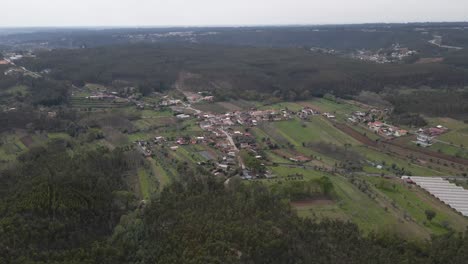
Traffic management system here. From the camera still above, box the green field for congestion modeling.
[365,176,468,235]
[267,117,358,146]
[304,98,363,119]
[148,158,171,190]
[266,168,433,238]
[427,118,468,144]
[70,97,130,109]
[354,145,448,176]
[138,169,151,200]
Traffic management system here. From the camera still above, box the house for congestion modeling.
[202,96,214,102]
[170,146,179,151]
[176,138,189,145]
[154,136,165,143]
[415,134,433,147]
[217,164,229,170]
[290,155,311,163]
[368,121,383,132]
[176,114,191,119]
[394,129,408,137]
[47,111,57,118]
[428,127,446,136]
[323,113,336,119]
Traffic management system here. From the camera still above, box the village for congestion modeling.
[130,92,330,180]
[350,43,418,64]
[347,108,449,147]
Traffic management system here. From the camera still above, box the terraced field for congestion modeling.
[70,97,130,109]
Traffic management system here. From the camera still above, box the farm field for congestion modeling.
[268,169,432,238]
[364,176,468,235]
[70,97,130,109]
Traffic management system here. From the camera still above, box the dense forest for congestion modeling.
[387,90,468,120]
[18,44,468,102]
[1,143,467,263]
[2,23,468,52]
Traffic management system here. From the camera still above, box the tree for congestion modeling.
[319,176,334,196]
[425,209,436,222]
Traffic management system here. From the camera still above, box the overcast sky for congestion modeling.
[2,0,468,27]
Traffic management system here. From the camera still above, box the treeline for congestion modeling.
[386,90,468,120]
[17,44,468,101]
[0,106,79,134]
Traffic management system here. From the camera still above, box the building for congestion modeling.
[415,134,433,147]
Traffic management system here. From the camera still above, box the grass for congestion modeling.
[140,109,173,118]
[259,102,304,112]
[304,98,363,119]
[148,158,171,190]
[365,176,468,235]
[48,132,72,140]
[1,85,29,96]
[353,145,447,176]
[138,169,151,200]
[427,117,468,147]
[70,97,130,109]
[276,171,430,238]
[430,142,468,159]
[272,117,358,146]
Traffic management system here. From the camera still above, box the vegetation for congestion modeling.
[18,44,468,103]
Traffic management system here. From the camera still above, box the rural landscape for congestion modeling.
[1,12,468,264]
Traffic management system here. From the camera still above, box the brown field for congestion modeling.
[416,57,444,64]
[291,198,334,207]
[20,136,34,148]
[217,101,243,111]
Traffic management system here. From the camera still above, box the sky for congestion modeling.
[2,0,468,27]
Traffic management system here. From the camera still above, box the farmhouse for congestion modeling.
[176,114,191,119]
[415,134,433,147]
[290,155,312,163]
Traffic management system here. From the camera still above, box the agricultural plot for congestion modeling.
[428,117,468,146]
[259,101,303,112]
[431,142,468,159]
[354,145,449,176]
[414,117,468,158]
[271,117,358,146]
[70,97,130,109]
[0,85,29,96]
[148,158,171,190]
[301,98,363,119]
[409,177,468,217]
[366,177,468,234]
[192,102,228,113]
[133,117,176,130]
[0,133,29,161]
[271,170,431,238]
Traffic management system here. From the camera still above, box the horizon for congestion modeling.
[1,20,468,30]
[3,0,468,28]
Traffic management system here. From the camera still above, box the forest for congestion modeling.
[17,44,468,102]
[1,143,467,263]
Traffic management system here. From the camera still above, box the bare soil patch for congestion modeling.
[416,57,443,64]
[291,198,334,207]
[20,136,34,148]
